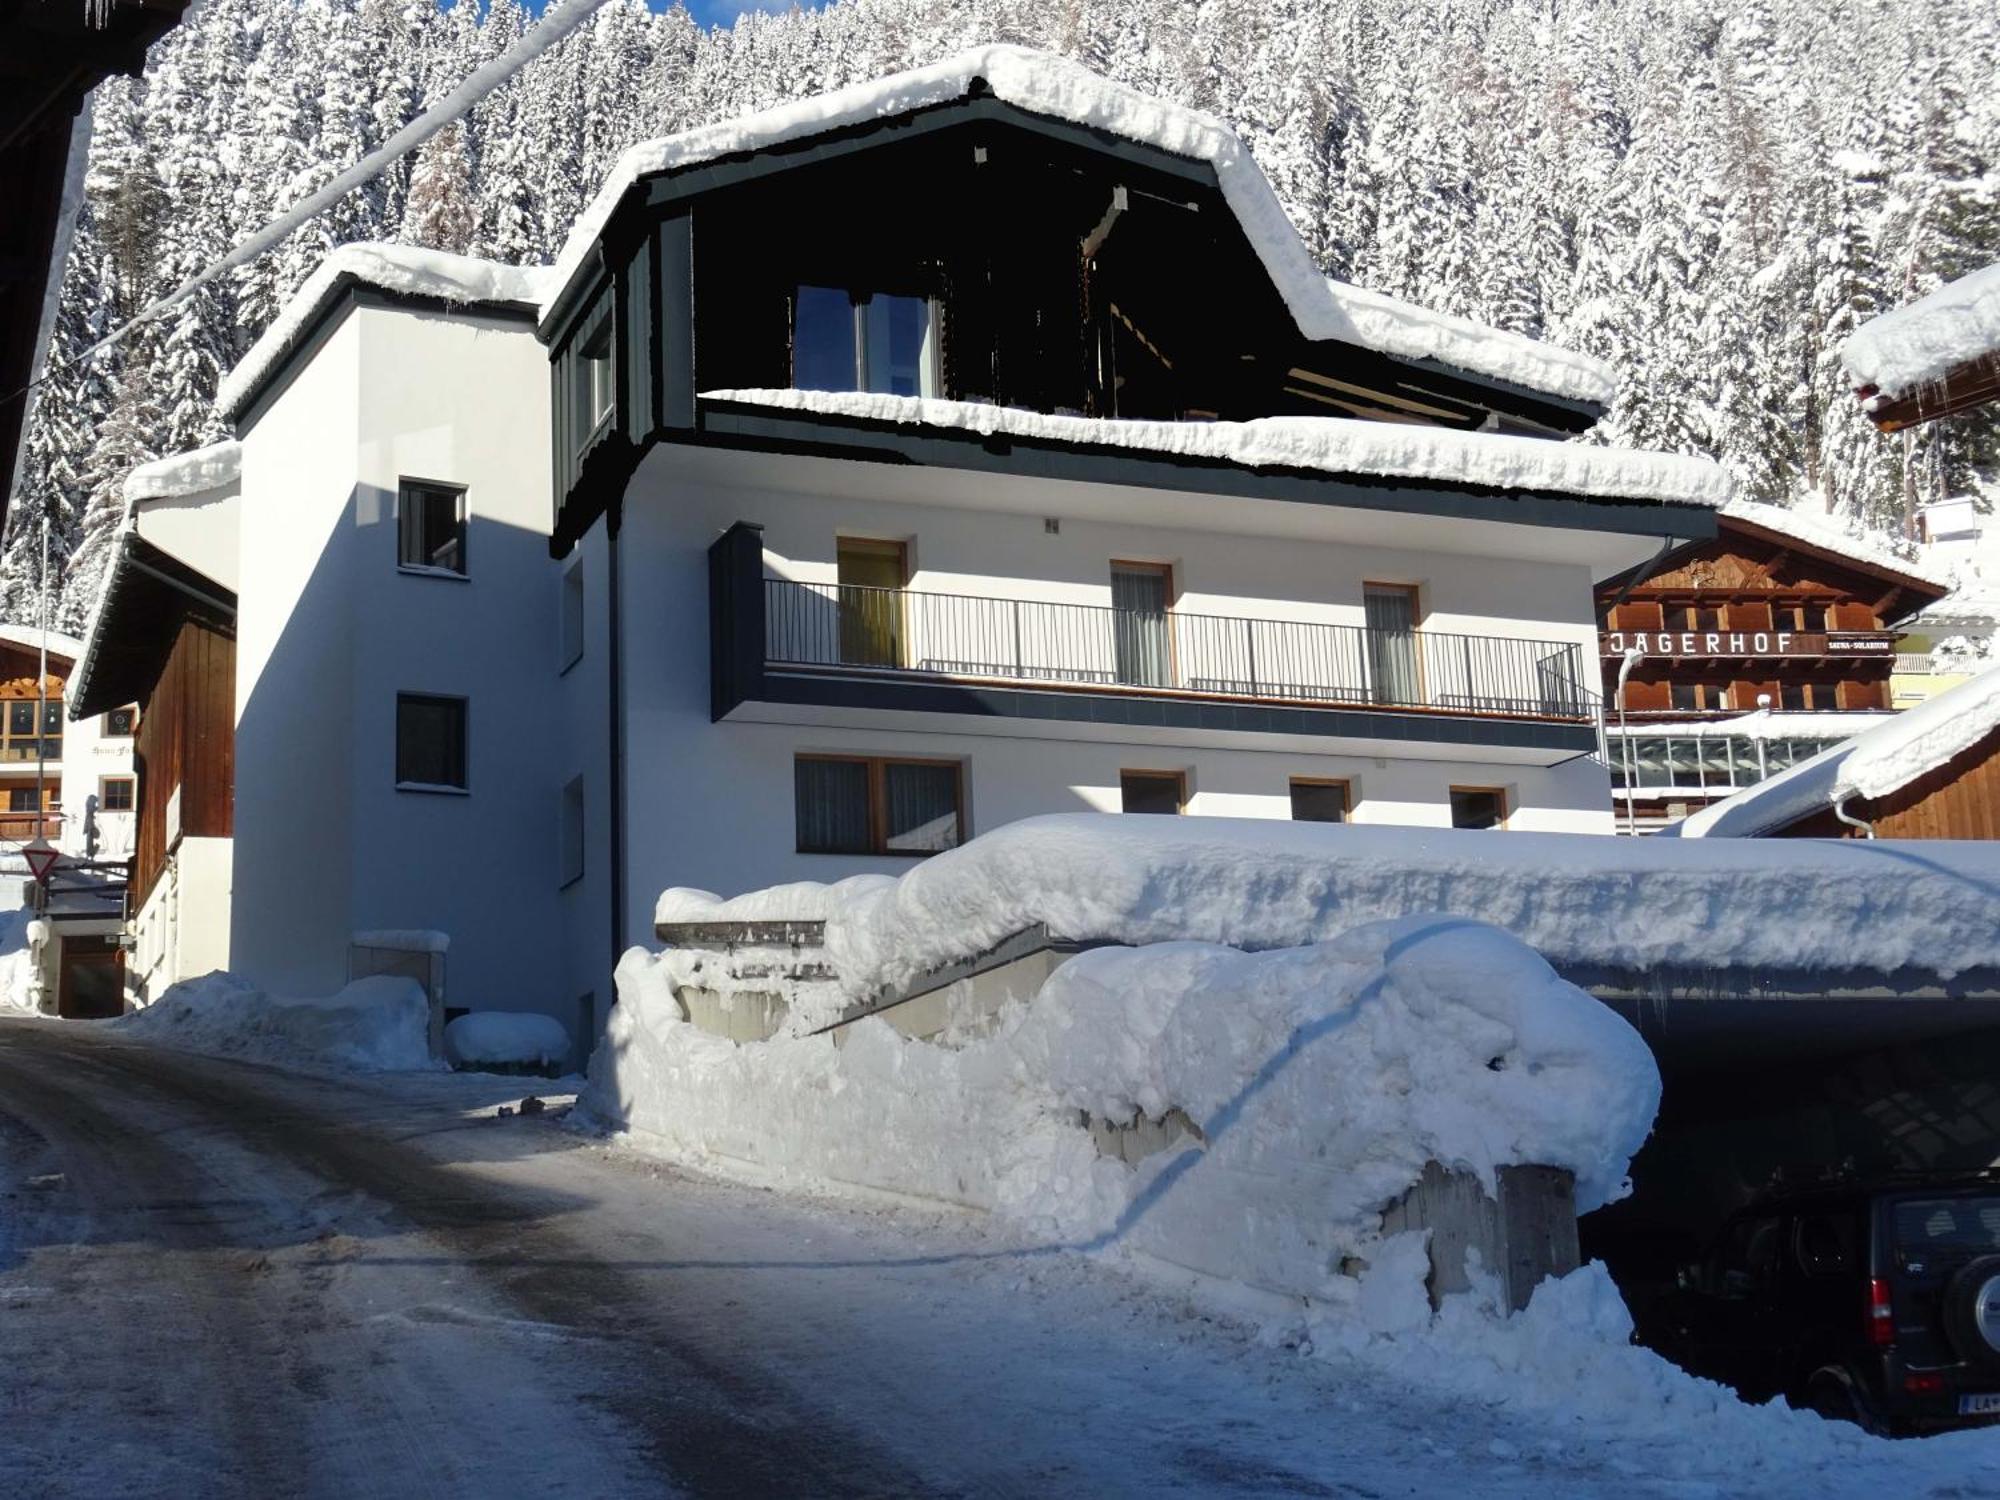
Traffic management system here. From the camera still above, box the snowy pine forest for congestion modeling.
[9,0,1999,630]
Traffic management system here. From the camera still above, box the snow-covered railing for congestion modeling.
[764,579,1597,721]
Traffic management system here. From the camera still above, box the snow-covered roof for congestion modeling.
[556,45,1617,410]
[701,387,1731,508]
[217,244,553,419]
[1671,665,2000,838]
[123,439,241,504]
[1720,497,1949,592]
[1843,261,2000,400]
[0,622,83,665]
[1607,710,1891,742]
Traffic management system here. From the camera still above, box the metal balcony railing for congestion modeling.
[764,579,1597,721]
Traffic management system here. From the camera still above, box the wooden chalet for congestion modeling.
[1844,262,2000,433]
[0,632,71,841]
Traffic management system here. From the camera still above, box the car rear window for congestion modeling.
[1895,1198,2000,1251]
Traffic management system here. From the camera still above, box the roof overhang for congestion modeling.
[70,530,234,719]
[1858,351,2000,432]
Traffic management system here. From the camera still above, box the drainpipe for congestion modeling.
[1831,793,1876,839]
[1615,646,1644,836]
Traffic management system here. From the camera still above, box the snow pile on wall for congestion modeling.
[216,243,551,417]
[1843,261,2000,399]
[109,972,433,1072]
[444,1010,571,1070]
[1673,664,2000,838]
[123,440,242,504]
[662,815,2000,1016]
[560,45,1615,408]
[1723,497,1948,591]
[584,916,1658,1304]
[0,907,38,1014]
[701,387,1730,508]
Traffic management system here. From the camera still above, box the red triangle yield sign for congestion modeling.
[22,838,60,885]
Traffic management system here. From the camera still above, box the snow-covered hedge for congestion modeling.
[110,973,432,1072]
[584,915,1658,1305]
[444,1010,571,1071]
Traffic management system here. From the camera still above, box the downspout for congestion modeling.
[607,514,625,971]
[1831,792,1875,839]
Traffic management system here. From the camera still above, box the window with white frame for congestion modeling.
[793,286,940,398]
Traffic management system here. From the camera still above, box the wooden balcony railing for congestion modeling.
[763,579,1597,721]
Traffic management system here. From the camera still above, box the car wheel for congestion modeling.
[1944,1255,2000,1373]
[1806,1367,1886,1435]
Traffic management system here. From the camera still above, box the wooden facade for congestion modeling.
[0,639,67,839]
[1777,728,2000,841]
[1598,515,1944,719]
[132,619,235,906]
[1858,351,2000,433]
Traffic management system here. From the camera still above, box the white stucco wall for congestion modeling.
[614,446,1616,930]
[234,302,569,1024]
[57,667,136,860]
[128,836,232,1008]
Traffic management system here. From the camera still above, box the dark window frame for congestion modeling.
[1120,768,1187,815]
[99,776,136,812]
[559,773,585,888]
[794,753,966,857]
[1449,784,1509,830]
[103,705,139,738]
[559,558,586,674]
[397,477,469,578]
[792,284,943,399]
[395,693,470,794]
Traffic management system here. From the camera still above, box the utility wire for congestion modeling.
[2,0,611,422]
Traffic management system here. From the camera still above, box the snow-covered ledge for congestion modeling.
[700,388,1733,509]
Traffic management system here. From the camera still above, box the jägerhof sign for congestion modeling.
[1599,630,1895,659]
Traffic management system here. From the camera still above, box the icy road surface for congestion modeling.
[0,1018,1992,1499]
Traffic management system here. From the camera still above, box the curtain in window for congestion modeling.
[1111,566,1171,687]
[883,763,959,852]
[1365,586,1418,705]
[795,758,870,853]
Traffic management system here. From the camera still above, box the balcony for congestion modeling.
[710,526,1601,757]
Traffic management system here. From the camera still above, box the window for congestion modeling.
[398,479,467,575]
[99,777,135,813]
[8,788,36,813]
[1120,770,1186,816]
[1364,583,1420,705]
[1449,786,1507,830]
[1670,682,1699,712]
[1780,682,1812,711]
[1798,603,1829,633]
[396,694,468,791]
[103,705,138,737]
[794,286,941,398]
[794,755,963,856]
[836,538,908,668]
[559,775,585,887]
[1289,779,1350,823]
[1,699,60,762]
[560,560,585,673]
[1111,562,1173,688]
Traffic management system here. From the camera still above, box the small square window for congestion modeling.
[99,777,135,812]
[1120,770,1185,815]
[104,705,138,737]
[396,694,467,791]
[794,755,962,856]
[1450,786,1507,830]
[560,560,585,673]
[559,775,585,887]
[399,480,467,575]
[1289,779,1349,823]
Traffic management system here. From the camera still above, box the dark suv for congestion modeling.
[1646,1179,2000,1434]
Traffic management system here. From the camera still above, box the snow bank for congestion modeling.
[444,1010,571,1070]
[662,815,2000,1011]
[1674,664,2000,838]
[702,388,1731,508]
[0,907,39,1014]
[558,45,1615,407]
[585,916,1657,1302]
[1844,261,2000,399]
[122,440,241,504]
[109,973,433,1072]
[1723,497,1947,591]
[216,244,552,417]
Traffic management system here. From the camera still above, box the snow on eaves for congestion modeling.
[0,622,84,663]
[701,387,1731,508]
[123,440,242,504]
[1673,665,2000,838]
[657,812,2000,996]
[216,244,553,419]
[1843,261,2000,399]
[554,45,1617,409]
[1722,497,1949,592]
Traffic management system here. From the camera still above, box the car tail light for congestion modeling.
[1905,1372,1944,1395]
[1868,1278,1895,1347]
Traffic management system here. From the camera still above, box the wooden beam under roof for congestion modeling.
[1858,351,2000,432]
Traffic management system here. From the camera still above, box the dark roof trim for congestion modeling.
[70,532,235,719]
[229,280,540,434]
[694,400,1720,542]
